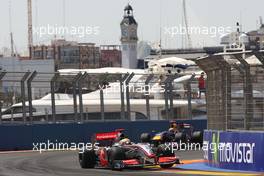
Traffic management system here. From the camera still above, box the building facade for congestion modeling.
[100,45,121,67]
[31,40,100,70]
[79,43,100,69]
[220,22,264,51]
[247,24,264,50]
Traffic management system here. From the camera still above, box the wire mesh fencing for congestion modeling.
[197,52,264,131]
[0,70,206,124]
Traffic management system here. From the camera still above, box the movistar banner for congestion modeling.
[203,130,264,172]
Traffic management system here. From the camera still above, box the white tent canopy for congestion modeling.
[58,67,146,75]
[148,57,195,67]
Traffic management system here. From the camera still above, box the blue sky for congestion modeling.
[0,0,263,53]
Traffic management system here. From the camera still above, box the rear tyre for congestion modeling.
[140,133,151,143]
[79,150,96,168]
[161,132,174,143]
[174,132,185,143]
[191,131,203,144]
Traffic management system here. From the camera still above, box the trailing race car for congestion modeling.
[79,129,180,170]
[140,121,203,147]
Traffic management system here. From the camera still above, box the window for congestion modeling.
[2,106,36,115]
[123,45,128,51]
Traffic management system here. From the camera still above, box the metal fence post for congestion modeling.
[254,52,264,128]
[100,83,105,121]
[235,55,253,130]
[0,101,2,124]
[120,73,129,120]
[27,71,37,124]
[164,75,178,120]
[169,75,179,119]
[164,82,170,120]
[0,71,7,124]
[187,74,196,119]
[78,72,88,123]
[50,73,59,123]
[145,74,154,120]
[219,62,232,130]
[169,82,174,119]
[73,73,83,122]
[21,71,31,123]
[125,73,135,120]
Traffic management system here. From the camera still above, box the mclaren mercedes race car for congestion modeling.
[79,129,180,170]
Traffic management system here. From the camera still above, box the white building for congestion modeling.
[120,4,138,69]
[220,32,249,46]
[0,57,54,99]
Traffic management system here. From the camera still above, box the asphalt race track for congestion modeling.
[0,150,260,176]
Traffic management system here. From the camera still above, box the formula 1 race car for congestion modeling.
[79,129,180,170]
[140,122,203,147]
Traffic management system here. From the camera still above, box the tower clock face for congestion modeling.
[122,29,128,37]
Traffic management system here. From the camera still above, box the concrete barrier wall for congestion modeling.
[203,130,264,172]
[0,119,206,151]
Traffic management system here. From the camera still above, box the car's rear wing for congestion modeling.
[95,129,125,141]
[95,131,119,141]
[180,123,191,128]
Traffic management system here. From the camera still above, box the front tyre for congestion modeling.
[160,164,174,169]
[108,147,126,171]
[157,144,175,169]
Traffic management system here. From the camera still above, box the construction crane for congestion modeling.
[260,16,263,27]
[182,0,192,48]
[28,0,33,58]
[9,0,15,57]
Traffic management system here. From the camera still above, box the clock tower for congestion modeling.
[120,4,138,69]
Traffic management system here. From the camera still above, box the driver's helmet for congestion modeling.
[115,132,125,142]
[119,138,131,146]
[170,120,177,128]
